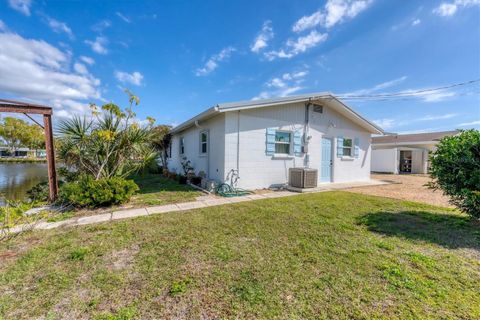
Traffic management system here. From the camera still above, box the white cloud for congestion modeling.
[73,62,88,75]
[0,20,7,32]
[458,120,480,126]
[292,11,324,33]
[45,17,73,39]
[324,0,372,28]
[373,118,395,129]
[412,19,421,26]
[115,71,144,86]
[91,20,111,32]
[116,12,131,23]
[85,36,108,55]
[417,113,458,121]
[265,30,327,60]
[253,70,308,100]
[251,21,274,53]
[433,0,480,17]
[292,0,372,32]
[195,47,236,76]
[8,0,31,16]
[80,56,95,65]
[340,77,460,102]
[0,31,101,118]
[343,76,407,96]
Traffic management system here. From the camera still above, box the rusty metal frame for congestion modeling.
[0,99,58,201]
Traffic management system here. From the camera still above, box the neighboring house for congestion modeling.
[371,130,459,174]
[0,146,46,158]
[168,93,383,190]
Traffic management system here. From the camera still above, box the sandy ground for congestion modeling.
[346,174,453,208]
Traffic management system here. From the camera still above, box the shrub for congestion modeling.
[26,182,50,202]
[190,176,202,186]
[428,129,480,218]
[59,175,139,208]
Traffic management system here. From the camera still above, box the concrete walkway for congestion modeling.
[9,179,390,234]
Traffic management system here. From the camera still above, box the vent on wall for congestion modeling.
[313,105,323,113]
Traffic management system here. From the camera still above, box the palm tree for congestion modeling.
[57,91,157,180]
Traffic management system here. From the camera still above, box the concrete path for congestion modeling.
[8,179,390,234]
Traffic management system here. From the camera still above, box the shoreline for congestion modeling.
[0,158,47,163]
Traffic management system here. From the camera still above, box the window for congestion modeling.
[342,138,353,157]
[179,137,185,154]
[275,131,291,154]
[200,131,208,154]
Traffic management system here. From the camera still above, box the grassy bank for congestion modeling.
[0,192,478,319]
[0,157,47,163]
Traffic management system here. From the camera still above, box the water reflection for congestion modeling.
[0,163,48,205]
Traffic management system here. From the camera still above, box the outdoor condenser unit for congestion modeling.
[289,168,318,188]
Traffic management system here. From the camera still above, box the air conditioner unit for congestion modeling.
[289,168,318,188]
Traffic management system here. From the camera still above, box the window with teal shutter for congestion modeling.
[266,128,276,155]
[293,131,302,156]
[354,137,360,158]
[337,136,344,157]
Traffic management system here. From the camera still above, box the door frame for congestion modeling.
[321,136,334,183]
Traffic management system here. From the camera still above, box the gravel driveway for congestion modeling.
[346,174,453,208]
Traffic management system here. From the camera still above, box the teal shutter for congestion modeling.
[337,136,344,157]
[266,128,275,155]
[293,131,302,156]
[354,137,360,158]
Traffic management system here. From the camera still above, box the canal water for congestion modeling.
[0,162,48,205]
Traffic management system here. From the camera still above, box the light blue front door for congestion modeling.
[321,137,332,183]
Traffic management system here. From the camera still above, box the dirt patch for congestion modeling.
[106,244,140,270]
[347,174,453,208]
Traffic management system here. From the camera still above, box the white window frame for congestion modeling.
[342,137,353,157]
[199,130,208,155]
[274,130,292,155]
[179,137,185,155]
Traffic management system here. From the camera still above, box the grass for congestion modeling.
[129,173,202,206]
[0,191,478,319]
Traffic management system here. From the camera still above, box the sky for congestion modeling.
[0,0,479,133]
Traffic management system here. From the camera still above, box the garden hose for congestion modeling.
[216,183,253,197]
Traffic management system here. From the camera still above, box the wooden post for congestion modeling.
[43,114,58,201]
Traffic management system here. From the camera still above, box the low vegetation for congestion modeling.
[129,173,201,206]
[0,192,478,319]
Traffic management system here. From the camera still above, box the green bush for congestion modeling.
[428,129,480,218]
[59,175,139,208]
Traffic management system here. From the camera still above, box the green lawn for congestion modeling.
[129,173,202,206]
[0,192,478,319]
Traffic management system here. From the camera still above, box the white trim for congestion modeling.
[199,130,208,155]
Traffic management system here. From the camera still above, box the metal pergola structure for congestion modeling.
[0,99,58,201]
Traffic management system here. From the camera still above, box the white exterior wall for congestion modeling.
[371,149,398,173]
[168,114,225,181]
[224,102,373,189]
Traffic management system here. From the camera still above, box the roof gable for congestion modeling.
[171,93,383,134]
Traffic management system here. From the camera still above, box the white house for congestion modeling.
[168,93,383,190]
[371,130,459,174]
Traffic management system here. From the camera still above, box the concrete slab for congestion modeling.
[146,204,180,214]
[176,202,207,210]
[75,213,112,225]
[245,194,267,200]
[226,196,252,203]
[112,208,149,220]
[202,198,232,206]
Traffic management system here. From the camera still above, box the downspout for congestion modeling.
[236,111,240,175]
[304,101,311,167]
[195,120,209,177]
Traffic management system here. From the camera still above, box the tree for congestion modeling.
[151,124,172,168]
[0,117,45,156]
[428,129,480,218]
[57,90,158,180]
[0,117,30,153]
